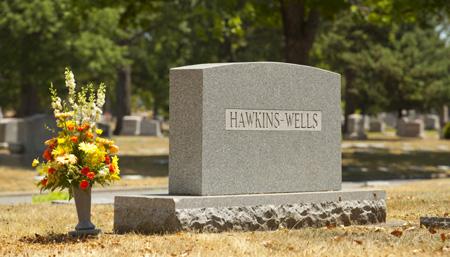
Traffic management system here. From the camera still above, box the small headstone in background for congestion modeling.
[396,118,424,138]
[363,115,370,130]
[380,112,397,129]
[140,119,162,137]
[0,118,25,153]
[369,120,385,132]
[0,114,56,155]
[424,114,440,130]
[121,116,142,135]
[346,114,367,139]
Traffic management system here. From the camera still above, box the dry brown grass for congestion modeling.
[0,166,167,194]
[112,136,169,156]
[0,179,449,256]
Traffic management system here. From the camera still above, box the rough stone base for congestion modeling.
[114,189,386,234]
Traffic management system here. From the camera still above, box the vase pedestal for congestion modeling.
[69,186,101,237]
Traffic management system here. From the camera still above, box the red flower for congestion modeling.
[79,180,89,190]
[41,178,48,187]
[77,126,84,132]
[70,136,78,143]
[81,167,90,176]
[48,167,56,175]
[109,164,115,174]
[42,148,52,161]
[87,172,95,180]
[104,155,110,164]
[67,124,75,131]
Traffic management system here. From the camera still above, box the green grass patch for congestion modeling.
[32,191,69,204]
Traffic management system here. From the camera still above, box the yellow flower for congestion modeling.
[96,129,103,135]
[52,145,66,156]
[79,142,98,154]
[112,155,120,174]
[54,111,74,119]
[57,137,66,145]
[96,137,114,146]
[32,159,39,167]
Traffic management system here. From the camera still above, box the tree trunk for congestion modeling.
[17,83,40,117]
[440,104,448,126]
[343,69,355,134]
[113,65,132,135]
[280,0,320,65]
[152,97,159,120]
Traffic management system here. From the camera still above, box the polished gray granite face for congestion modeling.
[169,62,341,196]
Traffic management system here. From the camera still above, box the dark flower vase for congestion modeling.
[68,186,101,237]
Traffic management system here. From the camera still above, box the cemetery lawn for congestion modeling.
[0,179,449,257]
[342,131,450,180]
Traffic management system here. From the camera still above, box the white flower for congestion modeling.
[65,68,76,107]
[55,154,78,165]
[51,97,62,110]
[98,166,109,177]
[78,142,98,154]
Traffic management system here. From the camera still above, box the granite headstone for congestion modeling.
[114,62,386,233]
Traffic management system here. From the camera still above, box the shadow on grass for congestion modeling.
[343,150,450,181]
[19,232,99,244]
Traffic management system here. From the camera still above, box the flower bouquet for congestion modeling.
[32,68,120,236]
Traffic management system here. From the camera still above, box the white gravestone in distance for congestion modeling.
[140,118,162,137]
[121,116,142,135]
[346,114,367,140]
[424,114,440,130]
[369,120,385,132]
[114,62,386,233]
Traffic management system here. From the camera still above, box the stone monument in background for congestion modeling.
[121,115,162,137]
[345,114,367,139]
[424,114,440,130]
[114,62,386,233]
[397,117,424,138]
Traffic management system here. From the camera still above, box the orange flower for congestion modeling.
[48,167,56,175]
[86,132,93,139]
[87,172,95,180]
[79,180,89,190]
[42,148,52,161]
[77,123,90,132]
[109,145,119,154]
[41,178,48,187]
[109,164,115,174]
[70,136,78,143]
[81,167,90,176]
[104,155,111,164]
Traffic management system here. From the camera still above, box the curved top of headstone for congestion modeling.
[171,62,339,76]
